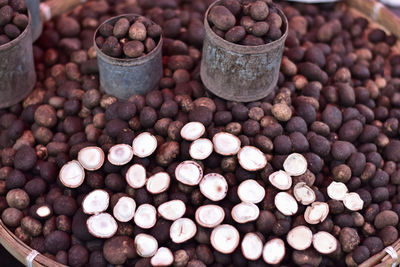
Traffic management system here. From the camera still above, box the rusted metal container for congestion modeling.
[94,14,163,100]
[200,1,288,102]
[26,0,42,42]
[0,10,36,109]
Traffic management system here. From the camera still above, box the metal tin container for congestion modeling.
[0,10,36,109]
[25,0,42,42]
[94,14,163,100]
[200,1,288,102]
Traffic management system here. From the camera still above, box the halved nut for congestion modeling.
[263,238,285,265]
[293,182,316,205]
[78,146,105,171]
[210,224,240,254]
[134,204,157,229]
[283,153,308,176]
[175,161,203,186]
[241,233,263,261]
[146,172,170,194]
[195,204,225,228]
[269,170,292,190]
[126,164,147,189]
[134,233,158,257]
[237,146,267,171]
[189,138,213,160]
[327,181,348,201]
[237,179,265,204]
[180,122,206,141]
[231,202,260,223]
[286,225,313,251]
[312,231,338,255]
[274,192,298,216]
[199,173,228,201]
[113,196,136,222]
[82,189,110,215]
[86,213,118,238]
[304,202,329,224]
[151,247,174,266]
[158,200,186,221]
[343,192,364,211]
[59,160,85,188]
[212,132,241,156]
[108,144,134,165]
[34,205,52,219]
[170,218,197,244]
[132,132,158,158]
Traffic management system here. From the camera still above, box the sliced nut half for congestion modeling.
[170,218,197,244]
[304,202,329,224]
[180,122,206,141]
[312,231,338,255]
[82,189,110,215]
[175,161,203,186]
[113,196,136,222]
[231,202,260,224]
[286,225,313,251]
[86,213,118,239]
[237,146,267,171]
[195,204,225,228]
[199,173,228,201]
[108,144,134,166]
[132,132,158,158]
[151,247,174,266]
[210,224,240,254]
[125,164,147,189]
[189,138,213,160]
[212,132,241,156]
[134,204,157,229]
[146,172,170,194]
[327,181,348,201]
[158,200,186,221]
[269,170,292,190]
[237,179,265,204]
[59,160,85,188]
[343,192,364,211]
[77,146,105,171]
[283,153,308,176]
[135,233,158,257]
[293,182,316,205]
[274,192,298,216]
[263,238,285,264]
[241,233,263,261]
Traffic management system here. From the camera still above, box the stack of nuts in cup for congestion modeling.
[0,0,29,45]
[208,0,283,45]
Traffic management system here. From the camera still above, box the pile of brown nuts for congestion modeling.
[0,0,29,45]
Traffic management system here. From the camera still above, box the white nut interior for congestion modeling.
[263,238,285,265]
[237,146,267,171]
[134,204,157,229]
[304,202,329,224]
[237,179,265,204]
[82,189,110,215]
[78,146,105,171]
[195,204,225,228]
[283,153,308,176]
[231,202,260,224]
[175,161,203,186]
[327,181,348,201]
[36,205,51,218]
[132,132,158,158]
[287,225,313,251]
[180,122,206,141]
[170,218,197,244]
[59,160,85,188]
[151,247,174,266]
[86,213,118,238]
[212,132,241,156]
[158,200,186,221]
[210,224,240,254]
[126,164,147,189]
[189,138,213,160]
[343,192,364,211]
[199,173,228,201]
[312,231,338,255]
[135,233,158,257]
[241,233,263,260]
[108,144,134,166]
[146,172,170,194]
[293,182,316,205]
[269,170,292,190]
[113,196,136,222]
[274,192,298,216]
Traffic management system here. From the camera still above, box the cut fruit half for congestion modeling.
[132,132,158,158]
[134,204,157,229]
[293,182,316,205]
[274,192,298,216]
[312,231,338,255]
[113,196,136,222]
[263,238,285,264]
[286,225,313,251]
[146,172,170,194]
[82,189,110,215]
[126,164,147,189]
[35,205,52,218]
[151,247,174,266]
[283,153,308,176]
[189,138,213,160]
[237,180,265,204]
[135,233,158,257]
[86,213,118,238]
[59,160,85,188]
[241,233,263,260]
[210,224,240,254]
[327,181,348,201]
[231,202,260,223]
[238,146,267,171]
[195,204,225,228]
[180,122,206,141]
[343,192,364,211]
[108,144,134,166]
[212,132,241,156]
[170,218,197,244]
[199,173,228,201]
[269,170,292,190]
[157,200,186,221]
[175,161,203,186]
[304,202,329,224]
[77,146,105,171]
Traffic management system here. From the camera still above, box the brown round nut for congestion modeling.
[250,1,269,21]
[6,189,30,210]
[339,227,360,253]
[21,216,42,237]
[129,21,147,41]
[208,5,236,31]
[123,41,144,58]
[1,207,23,227]
[271,103,292,121]
[34,105,57,128]
[103,236,136,264]
[225,26,246,43]
[374,210,399,229]
[332,164,352,183]
[113,18,130,38]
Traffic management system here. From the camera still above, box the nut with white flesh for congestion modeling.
[126,164,147,189]
[132,132,158,158]
[82,189,110,215]
[241,233,263,260]
[199,173,228,201]
[35,205,52,218]
[237,146,267,171]
[304,202,329,224]
[134,233,158,257]
[180,122,206,141]
[293,182,316,205]
[59,160,85,188]
[108,144,134,166]
[327,181,348,201]
[231,202,260,223]
[157,200,186,221]
[263,238,285,265]
[189,138,213,160]
[287,225,313,251]
[170,218,197,244]
[113,196,136,222]
[343,192,364,211]
[274,192,298,216]
[237,180,265,204]
[210,224,240,254]
[134,204,157,229]
[146,172,170,194]
[212,132,241,156]
[269,170,292,190]
[283,153,308,176]
[77,146,105,171]
[312,231,338,255]
[175,161,203,186]
[195,205,225,228]
[151,247,174,266]
[86,213,118,238]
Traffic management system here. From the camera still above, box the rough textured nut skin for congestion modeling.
[374,210,399,229]
[103,236,136,265]
[339,227,360,253]
[208,5,236,31]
